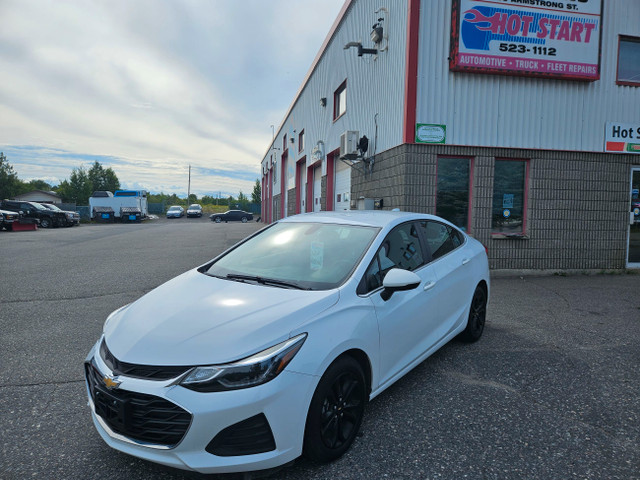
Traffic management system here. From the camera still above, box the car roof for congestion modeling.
[279,211,445,229]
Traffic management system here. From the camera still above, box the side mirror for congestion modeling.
[380,268,421,301]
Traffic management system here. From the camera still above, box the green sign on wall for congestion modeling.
[416,124,446,144]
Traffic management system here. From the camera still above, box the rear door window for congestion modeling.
[419,221,464,260]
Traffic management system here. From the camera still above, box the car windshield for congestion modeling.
[205,222,379,290]
[30,202,48,211]
[168,206,181,211]
[189,205,201,209]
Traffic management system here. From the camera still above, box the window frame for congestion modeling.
[616,35,640,87]
[333,80,347,121]
[298,130,305,153]
[491,157,530,237]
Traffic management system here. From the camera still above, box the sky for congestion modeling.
[0,0,345,199]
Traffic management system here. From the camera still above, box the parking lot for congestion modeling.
[1,218,639,480]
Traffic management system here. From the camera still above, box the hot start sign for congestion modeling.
[605,123,640,154]
[450,0,602,81]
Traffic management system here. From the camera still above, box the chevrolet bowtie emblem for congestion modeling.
[103,375,121,390]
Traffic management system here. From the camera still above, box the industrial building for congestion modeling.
[261,0,640,270]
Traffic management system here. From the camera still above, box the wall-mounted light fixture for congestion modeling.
[344,41,377,57]
[371,19,383,44]
[320,97,327,107]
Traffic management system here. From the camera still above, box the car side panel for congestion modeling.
[288,298,380,395]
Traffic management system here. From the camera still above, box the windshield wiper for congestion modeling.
[224,274,310,290]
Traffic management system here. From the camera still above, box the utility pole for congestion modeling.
[187,164,191,205]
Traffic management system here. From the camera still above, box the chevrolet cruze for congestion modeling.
[85,211,489,474]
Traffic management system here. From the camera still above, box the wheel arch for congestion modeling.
[325,349,373,398]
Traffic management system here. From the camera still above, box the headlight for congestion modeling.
[181,333,307,392]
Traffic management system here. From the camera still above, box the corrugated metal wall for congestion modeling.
[416,0,640,151]
[262,0,409,200]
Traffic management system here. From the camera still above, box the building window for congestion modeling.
[283,134,287,150]
[436,157,471,231]
[617,36,640,86]
[298,130,305,152]
[492,159,528,234]
[333,80,347,120]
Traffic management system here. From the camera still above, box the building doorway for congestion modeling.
[313,166,322,212]
[334,159,351,211]
[628,167,640,267]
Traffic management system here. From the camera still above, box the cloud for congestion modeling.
[0,0,345,198]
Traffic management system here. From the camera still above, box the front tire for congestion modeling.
[303,356,366,463]
[40,218,52,228]
[241,216,247,223]
[459,285,487,343]
[214,216,221,223]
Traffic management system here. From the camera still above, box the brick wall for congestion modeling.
[287,188,296,216]
[351,144,636,270]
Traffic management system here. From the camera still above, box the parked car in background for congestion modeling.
[1,200,65,228]
[166,206,185,218]
[84,211,489,474]
[210,209,253,223]
[186,204,203,218]
[0,209,20,231]
[40,203,81,226]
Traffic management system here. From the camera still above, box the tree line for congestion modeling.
[0,152,261,207]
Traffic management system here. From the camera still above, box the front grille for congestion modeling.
[85,362,192,446]
[100,340,191,380]
[206,414,276,456]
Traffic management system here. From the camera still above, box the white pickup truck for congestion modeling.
[89,190,148,221]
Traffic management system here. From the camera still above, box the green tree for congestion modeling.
[88,161,120,193]
[251,179,261,204]
[0,152,25,199]
[26,179,53,191]
[237,190,248,209]
[57,167,92,204]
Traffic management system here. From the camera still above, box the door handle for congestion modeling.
[462,258,470,265]
[423,281,436,291]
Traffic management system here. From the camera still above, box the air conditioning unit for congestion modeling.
[340,130,359,159]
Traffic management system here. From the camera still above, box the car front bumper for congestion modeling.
[84,339,317,474]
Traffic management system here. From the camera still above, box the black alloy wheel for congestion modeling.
[304,356,366,463]
[459,285,487,343]
[40,217,52,228]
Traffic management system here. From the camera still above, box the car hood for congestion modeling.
[104,269,339,366]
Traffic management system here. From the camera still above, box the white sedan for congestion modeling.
[84,211,489,474]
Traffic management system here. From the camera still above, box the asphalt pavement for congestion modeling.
[0,217,638,480]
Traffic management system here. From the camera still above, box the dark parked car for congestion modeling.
[210,209,253,223]
[1,200,65,228]
[0,209,20,231]
[186,204,203,218]
[40,203,81,226]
